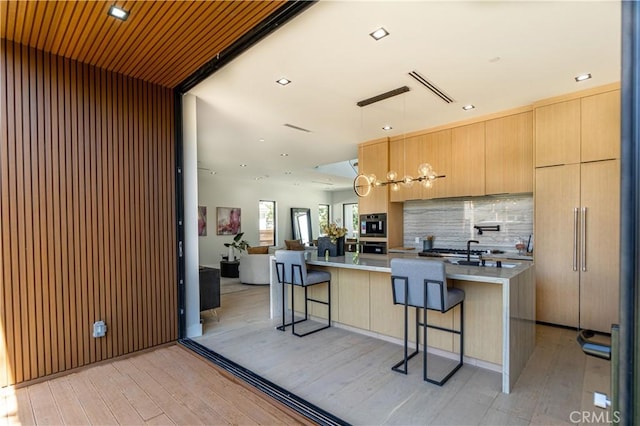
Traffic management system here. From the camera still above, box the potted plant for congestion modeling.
[224,232,250,261]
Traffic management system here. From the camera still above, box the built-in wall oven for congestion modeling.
[359,213,386,237]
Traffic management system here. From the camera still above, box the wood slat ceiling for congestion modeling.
[0,0,286,88]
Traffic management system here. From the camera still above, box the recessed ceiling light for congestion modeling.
[382,125,392,131]
[276,78,291,86]
[280,153,289,157]
[284,171,292,175]
[575,73,592,82]
[370,27,389,41]
[240,164,247,167]
[108,5,129,21]
[462,104,475,111]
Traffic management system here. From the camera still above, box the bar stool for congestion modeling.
[390,258,464,385]
[275,250,331,337]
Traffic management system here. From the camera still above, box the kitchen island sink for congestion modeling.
[445,259,519,268]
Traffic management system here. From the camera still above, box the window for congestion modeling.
[319,204,329,234]
[343,203,359,238]
[259,200,276,246]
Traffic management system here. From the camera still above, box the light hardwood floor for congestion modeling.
[197,284,612,425]
[3,283,612,425]
[2,342,311,425]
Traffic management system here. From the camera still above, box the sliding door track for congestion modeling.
[179,339,349,426]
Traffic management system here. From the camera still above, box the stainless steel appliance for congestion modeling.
[359,213,386,237]
[361,241,387,254]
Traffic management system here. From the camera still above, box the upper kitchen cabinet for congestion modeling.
[358,140,388,214]
[388,129,453,201]
[449,122,485,197]
[581,90,620,162]
[485,111,533,194]
[421,129,453,199]
[534,86,620,167]
[389,134,423,202]
[534,99,580,167]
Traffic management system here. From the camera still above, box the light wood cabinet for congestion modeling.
[534,89,620,167]
[388,112,533,200]
[534,87,620,333]
[422,129,452,199]
[534,161,620,332]
[337,268,370,330]
[450,122,485,197]
[485,112,533,194]
[389,135,424,202]
[534,99,580,167]
[388,138,404,203]
[581,90,620,162]
[534,164,581,327]
[358,141,388,215]
[357,139,404,249]
[579,160,620,332]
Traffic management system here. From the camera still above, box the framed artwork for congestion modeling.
[217,207,241,235]
[198,206,207,236]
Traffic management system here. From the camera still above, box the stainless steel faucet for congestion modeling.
[466,240,479,261]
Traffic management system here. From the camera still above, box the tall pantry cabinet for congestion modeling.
[358,138,404,249]
[534,87,620,333]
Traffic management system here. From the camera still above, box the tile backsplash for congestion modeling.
[403,194,533,253]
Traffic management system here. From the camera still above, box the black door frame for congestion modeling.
[619,2,639,423]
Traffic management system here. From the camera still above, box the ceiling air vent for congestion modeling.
[284,123,312,133]
[356,86,410,107]
[408,71,454,104]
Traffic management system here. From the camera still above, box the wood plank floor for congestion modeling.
[2,282,612,425]
[196,284,613,425]
[2,342,311,425]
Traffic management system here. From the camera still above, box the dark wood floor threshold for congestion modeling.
[179,338,349,426]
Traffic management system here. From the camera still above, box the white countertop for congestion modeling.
[305,251,532,283]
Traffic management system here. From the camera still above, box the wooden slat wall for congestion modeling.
[0,39,177,387]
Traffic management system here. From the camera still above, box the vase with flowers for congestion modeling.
[318,220,348,257]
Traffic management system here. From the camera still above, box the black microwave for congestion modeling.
[360,213,387,237]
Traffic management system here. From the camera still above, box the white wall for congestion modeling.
[198,174,342,267]
[330,189,358,223]
[182,94,202,338]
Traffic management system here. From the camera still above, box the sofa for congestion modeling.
[238,246,271,285]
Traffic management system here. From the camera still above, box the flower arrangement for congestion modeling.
[321,221,348,243]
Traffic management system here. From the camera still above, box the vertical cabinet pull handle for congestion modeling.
[581,207,587,272]
[573,207,579,271]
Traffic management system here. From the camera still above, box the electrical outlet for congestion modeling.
[414,237,420,244]
[593,391,610,409]
[93,320,107,338]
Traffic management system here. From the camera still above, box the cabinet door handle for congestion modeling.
[581,207,587,272]
[573,207,579,271]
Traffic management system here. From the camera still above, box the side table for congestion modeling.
[220,260,240,278]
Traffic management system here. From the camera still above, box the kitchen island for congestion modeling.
[268,252,535,393]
